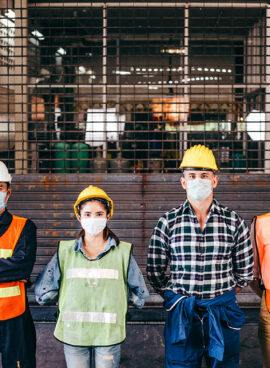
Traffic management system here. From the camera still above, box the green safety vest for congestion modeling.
[54,239,132,346]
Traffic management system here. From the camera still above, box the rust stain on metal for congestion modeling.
[231,174,240,184]
[95,175,101,185]
[43,175,57,192]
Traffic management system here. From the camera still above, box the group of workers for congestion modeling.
[0,144,269,368]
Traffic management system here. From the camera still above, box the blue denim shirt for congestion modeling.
[35,237,149,309]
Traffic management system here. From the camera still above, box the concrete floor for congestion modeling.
[32,322,262,368]
[0,315,262,367]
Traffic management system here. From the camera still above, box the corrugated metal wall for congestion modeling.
[9,173,269,311]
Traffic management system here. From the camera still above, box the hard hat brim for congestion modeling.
[74,194,113,217]
[180,166,217,172]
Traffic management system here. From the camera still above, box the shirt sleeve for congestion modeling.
[146,215,170,294]
[232,217,254,288]
[0,219,37,282]
[35,252,61,305]
[127,254,149,309]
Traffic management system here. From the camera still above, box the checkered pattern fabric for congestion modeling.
[147,199,254,299]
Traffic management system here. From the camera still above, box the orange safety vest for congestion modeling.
[0,215,27,320]
[253,213,270,312]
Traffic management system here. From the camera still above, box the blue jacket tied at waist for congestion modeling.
[164,289,245,362]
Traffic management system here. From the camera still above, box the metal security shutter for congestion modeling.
[9,173,269,307]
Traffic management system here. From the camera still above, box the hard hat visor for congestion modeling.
[77,197,111,215]
[180,167,216,173]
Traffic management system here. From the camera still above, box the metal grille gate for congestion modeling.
[1,1,270,173]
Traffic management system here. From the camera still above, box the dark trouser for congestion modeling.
[165,311,240,368]
[0,308,36,368]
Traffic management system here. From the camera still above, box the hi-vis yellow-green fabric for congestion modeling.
[54,239,132,346]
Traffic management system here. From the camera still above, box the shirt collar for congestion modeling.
[182,199,191,214]
[182,197,222,216]
[74,236,117,256]
[210,198,222,215]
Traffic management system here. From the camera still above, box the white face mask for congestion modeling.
[81,218,107,236]
[186,177,212,202]
[0,192,7,211]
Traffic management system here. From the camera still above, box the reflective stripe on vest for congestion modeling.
[254,213,270,312]
[0,215,27,320]
[66,268,119,280]
[0,249,12,259]
[54,239,132,346]
[0,285,20,298]
[62,311,116,324]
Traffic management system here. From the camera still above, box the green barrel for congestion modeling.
[70,143,89,173]
[53,142,71,173]
[231,153,246,173]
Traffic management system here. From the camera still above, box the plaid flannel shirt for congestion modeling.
[147,198,254,299]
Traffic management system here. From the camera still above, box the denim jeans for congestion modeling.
[64,343,121,368]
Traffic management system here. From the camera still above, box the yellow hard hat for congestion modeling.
[74,185,113,217]
[179,144,218,171]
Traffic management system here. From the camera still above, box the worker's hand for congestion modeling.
[234,286,242,294]
[20,279,28,283]
[250,279,263,298]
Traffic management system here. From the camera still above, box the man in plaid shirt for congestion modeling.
[147,145,253,368]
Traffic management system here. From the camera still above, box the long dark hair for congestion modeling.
[76,198,119,245]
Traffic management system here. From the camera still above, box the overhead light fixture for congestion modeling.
[31,30,45,41]
[192,66,231,73]
[161,48,185,55]
[78,66,86,74]
[181,75,222,83]
[113,70,131,75]
[56,48,66,56]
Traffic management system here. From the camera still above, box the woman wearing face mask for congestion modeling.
[35,185,149,368]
